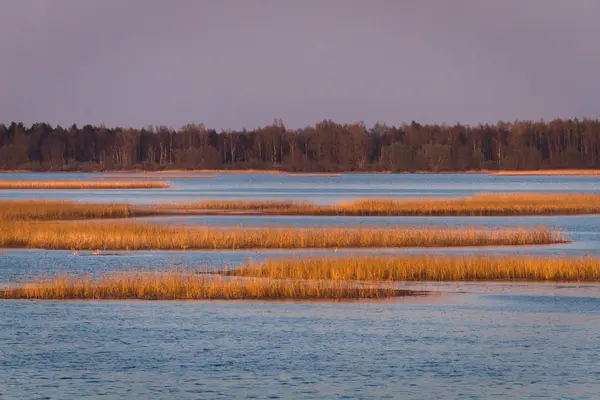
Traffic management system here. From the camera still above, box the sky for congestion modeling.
[1,0,599,130]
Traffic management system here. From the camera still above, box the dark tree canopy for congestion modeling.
[0,119,598,172]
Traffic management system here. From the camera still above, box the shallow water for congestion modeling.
[0,239,597,286]
[2,294,600,399]
[2,172,600,398]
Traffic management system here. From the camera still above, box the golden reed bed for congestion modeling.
[492,170,600,176]
[0,221,563,250]
[0,200,146,221]
[168,200,315,211]
[101,174,215,179]
[3,193,600,221]
[174,193,600,216]
[0,269,408,300]
[4,254,600,300]
[0,180,169,190]
[231,255,600,282]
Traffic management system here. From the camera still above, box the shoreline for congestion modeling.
[1,169,599,176]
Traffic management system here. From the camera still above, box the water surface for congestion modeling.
[1,294,599,399]
[2,172,600,399]
[1,172,599,204]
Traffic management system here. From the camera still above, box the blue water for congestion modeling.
[1,172,600,204]
[1,172,600,399]
[1,295,600,399]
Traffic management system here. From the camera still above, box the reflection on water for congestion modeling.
[2,173,600,398]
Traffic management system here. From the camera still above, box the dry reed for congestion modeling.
[231,255,600,282]
[0,268,408,300]
[0,221,563,250]
[492,170,600,176]
[168,200,314,211]
[0,180,169,189]
[284,173,342,177]
[5,193,600,222]
[153,169,281,174]
[101,174,215,179]
[0,200,149,221]
[175,193,600,216]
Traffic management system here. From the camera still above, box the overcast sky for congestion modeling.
[1,0,599,129]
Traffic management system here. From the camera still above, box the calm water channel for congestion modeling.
[1,172,599,399]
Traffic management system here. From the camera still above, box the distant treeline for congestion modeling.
[0,118,598,172]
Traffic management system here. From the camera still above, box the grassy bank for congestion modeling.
[175,193,600,216]
[0,221,563,250]
[0,180,169,189]
[230,255,600,282]
[0,268,408,300]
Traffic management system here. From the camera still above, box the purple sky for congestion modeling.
[1,0,599,130]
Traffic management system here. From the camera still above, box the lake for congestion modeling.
[1,172,599,399]
[1,172,600,204]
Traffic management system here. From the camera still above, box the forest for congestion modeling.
[0,118,598,172]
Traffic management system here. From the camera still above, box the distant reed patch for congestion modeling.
[0,200,149,221]
[101,174,215,179]
[491,170,600,176]
[0,180,169,190]
[5,193,600,222]
[173,193,600,216]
